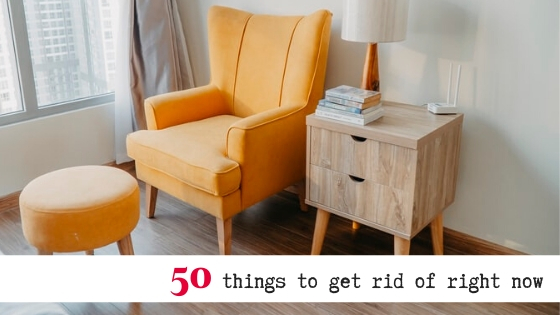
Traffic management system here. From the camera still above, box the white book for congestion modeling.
[315,107,384,125]
[318,99,382,114]
[325,95,380,109]
[325,85,381,103]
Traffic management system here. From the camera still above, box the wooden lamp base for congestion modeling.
[361,43,380,92]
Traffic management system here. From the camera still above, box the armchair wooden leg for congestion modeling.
[352,221,361,230]
[146,184,158,218]
[216,217,232,255]
[430,213,444,255]
[296,180,308,212]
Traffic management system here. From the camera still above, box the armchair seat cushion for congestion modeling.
[127,115,242,196]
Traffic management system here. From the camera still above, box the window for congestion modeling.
[0,0,117,125]
[0,1,21,116]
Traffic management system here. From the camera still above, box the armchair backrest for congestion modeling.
[208,6,332,118]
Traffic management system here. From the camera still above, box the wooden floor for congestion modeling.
[0,181,558,314]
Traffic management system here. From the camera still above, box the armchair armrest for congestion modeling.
[144,84,230,130]
[226,106,308,208]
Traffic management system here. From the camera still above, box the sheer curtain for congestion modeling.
[114,0,194,164]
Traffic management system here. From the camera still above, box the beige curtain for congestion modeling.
[114,0,194,164]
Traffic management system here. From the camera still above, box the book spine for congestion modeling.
[318,100,362,113]
[315,109,365,125]
[325,95,380,108]
[325,91,380,103]
[318,105,370,118]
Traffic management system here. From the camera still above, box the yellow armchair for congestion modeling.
[126,5,332,254]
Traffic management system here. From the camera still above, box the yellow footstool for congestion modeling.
[19,165,140,255]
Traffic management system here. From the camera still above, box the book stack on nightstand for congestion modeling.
[315,85,384,125]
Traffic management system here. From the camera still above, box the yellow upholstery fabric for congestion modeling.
[135,161,241,219]
[19,166,140,253]
[126,5,332,252]
[144,84,231,130]
[128,115,242,196]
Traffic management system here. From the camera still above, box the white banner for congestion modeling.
[0,255,558,302]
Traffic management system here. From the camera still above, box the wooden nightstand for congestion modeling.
[305,102,463,255]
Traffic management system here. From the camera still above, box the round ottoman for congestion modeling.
[19,165,140,255]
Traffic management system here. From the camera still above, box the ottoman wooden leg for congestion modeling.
[85,250,94,255]
[117,234,135,255]
[38,249,53,255]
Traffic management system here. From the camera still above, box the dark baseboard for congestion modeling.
[437,227,525,255]
[0,191,19,214]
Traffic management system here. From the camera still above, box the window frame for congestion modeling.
[0,0,114,127]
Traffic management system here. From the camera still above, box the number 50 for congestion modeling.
[171,267,212,296]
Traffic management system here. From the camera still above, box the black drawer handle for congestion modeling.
[351,135,366,142]
[349,175,365,183]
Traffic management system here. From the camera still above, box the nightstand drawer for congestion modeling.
[309,127,371,179]
[308,164,411,234]
[309,126,416,190]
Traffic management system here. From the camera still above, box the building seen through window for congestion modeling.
[0,0,117,119]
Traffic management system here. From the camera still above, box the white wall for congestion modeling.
[0,104,115,196]
[177,0,559,254]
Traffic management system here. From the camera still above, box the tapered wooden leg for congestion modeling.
[352,221,361,230]
[85,250,94,255]
[311,209,331,255]
[146,184,158,218]
[216,217,232,255]
[430,213,444,255]
[296,181,308,212]
[117,234,135,255]
[128,303,142,314]
[38,249,53,255]
[394,236,410,255]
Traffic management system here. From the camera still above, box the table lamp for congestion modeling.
[342,0,410,91]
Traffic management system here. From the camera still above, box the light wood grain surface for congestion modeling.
[307,102,463,149]
[306,102,463,254]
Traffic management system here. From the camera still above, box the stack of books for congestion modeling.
[315,85,384,125]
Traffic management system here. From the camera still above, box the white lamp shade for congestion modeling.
[342,0,410,43]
